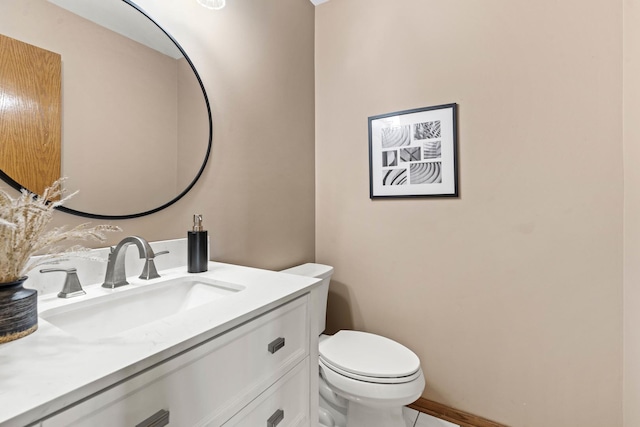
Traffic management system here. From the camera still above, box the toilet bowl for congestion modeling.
[280,263,425,427]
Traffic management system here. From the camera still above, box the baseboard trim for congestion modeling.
[408,397,509,427]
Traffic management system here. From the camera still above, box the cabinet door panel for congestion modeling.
[220,358,309,427]
[0,34,61,196]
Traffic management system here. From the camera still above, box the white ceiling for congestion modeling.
[310,0,330,5]
[48,0,183,59]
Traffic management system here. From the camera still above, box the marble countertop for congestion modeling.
[0,261,319,427]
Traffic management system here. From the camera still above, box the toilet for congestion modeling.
[280,263,425,427]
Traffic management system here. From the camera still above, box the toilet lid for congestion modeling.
[319,330,420,380]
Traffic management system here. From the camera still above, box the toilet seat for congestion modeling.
[320,358,422,384]
[319,331,421,384]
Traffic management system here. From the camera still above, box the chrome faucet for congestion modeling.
[102,236,160,289]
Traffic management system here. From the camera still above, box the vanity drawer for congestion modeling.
[220,357,309,427]
[42,296,309,427]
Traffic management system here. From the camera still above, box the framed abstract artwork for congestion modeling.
[368,103,458,198]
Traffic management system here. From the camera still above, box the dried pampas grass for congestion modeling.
[0,179,121,283]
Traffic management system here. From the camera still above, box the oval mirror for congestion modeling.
[0,0,212,219]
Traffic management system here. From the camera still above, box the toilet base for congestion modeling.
[346,402,405,427]
[319,371,347,427]
[319,396,406,427]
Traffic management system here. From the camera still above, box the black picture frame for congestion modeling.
[368,103,458,198]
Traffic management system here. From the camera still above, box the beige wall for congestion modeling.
[315,1,623,426]
[0,0,316,269]
[177,57,209,191]
[624,0,640,426]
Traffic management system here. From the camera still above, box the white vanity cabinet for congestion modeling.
[41,296,310,427]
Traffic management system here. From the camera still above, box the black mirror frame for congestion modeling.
[0,0,213,220]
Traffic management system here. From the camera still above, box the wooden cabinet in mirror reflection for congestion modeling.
[0,34,61,198]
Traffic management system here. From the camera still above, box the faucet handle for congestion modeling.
[139,250,170,280]
[40,268,86,299]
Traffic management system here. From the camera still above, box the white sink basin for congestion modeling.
[39,276,244,339]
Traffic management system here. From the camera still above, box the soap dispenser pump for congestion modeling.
[188,214,208,273]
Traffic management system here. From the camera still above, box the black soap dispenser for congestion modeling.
[188,214,208,273]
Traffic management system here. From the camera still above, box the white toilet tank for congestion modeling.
[280,263,333,334]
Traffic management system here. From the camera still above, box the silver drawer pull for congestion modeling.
[268,337,285,354]
[267,409,284,427]
[136,409,170,427]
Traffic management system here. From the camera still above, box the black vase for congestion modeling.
[0,276,37,344]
